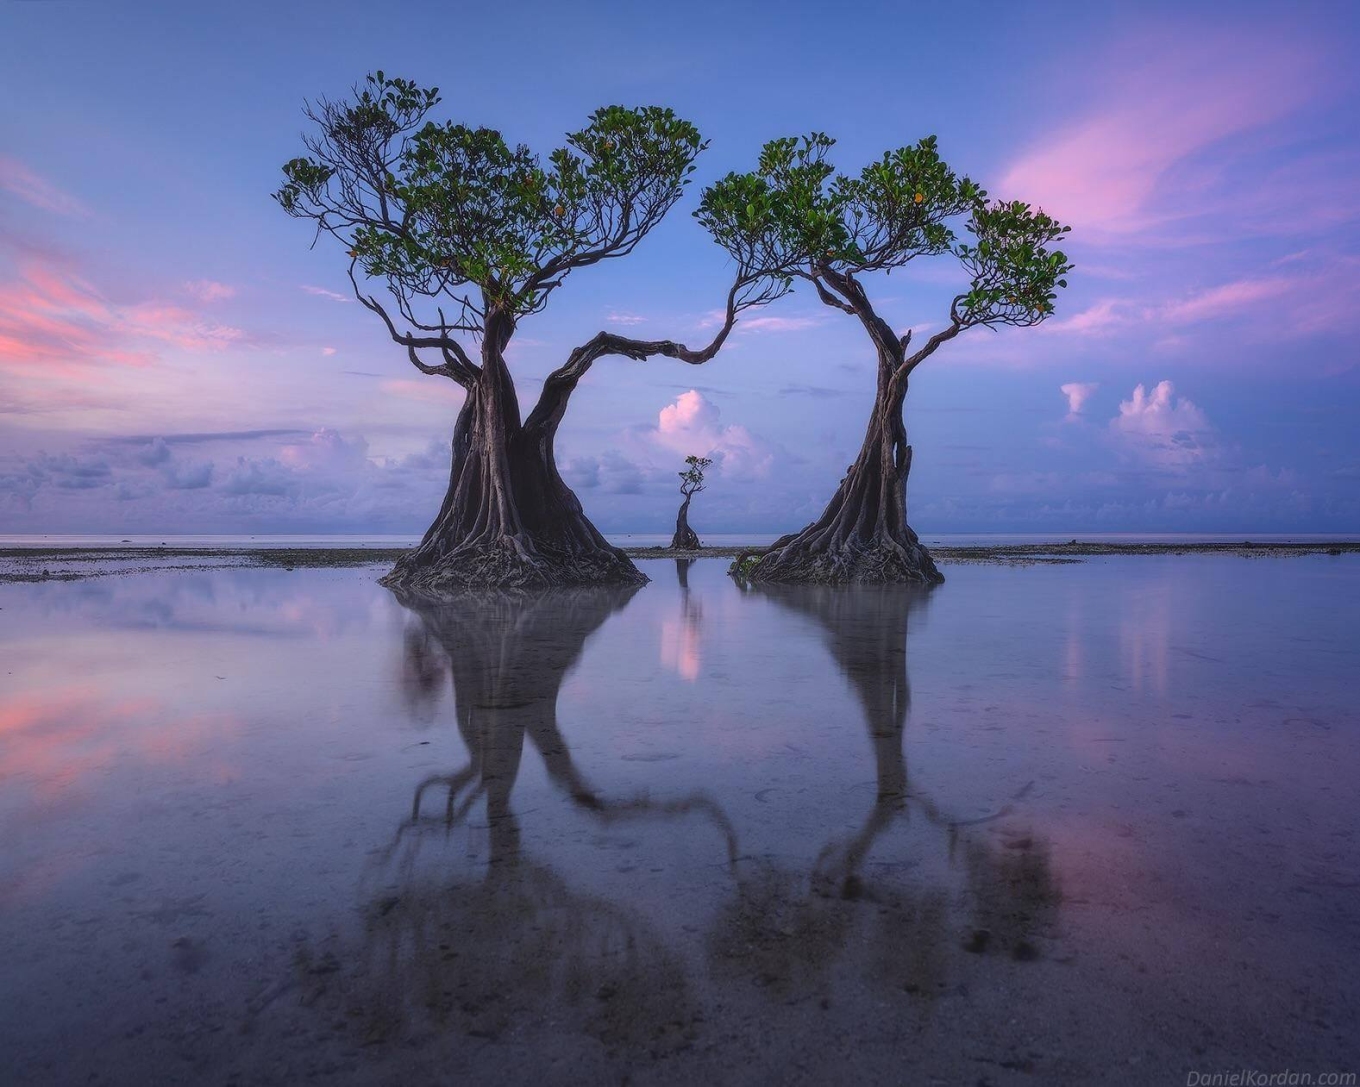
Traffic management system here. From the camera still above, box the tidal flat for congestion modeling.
[1,555,1357,1084]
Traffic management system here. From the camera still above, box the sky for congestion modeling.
[1,0,1358,537]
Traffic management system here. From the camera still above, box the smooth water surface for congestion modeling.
[1,556,1357,1084]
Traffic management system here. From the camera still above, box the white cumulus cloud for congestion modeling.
[651,390,775,480]
[1109,380,1217,469]
[1061,381,1099,418]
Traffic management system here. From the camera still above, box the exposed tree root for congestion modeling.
[670,524,702,551]
[378,358,650,591]
[744,533,943,585]
[738,391,943,585]
[381,535,645,593]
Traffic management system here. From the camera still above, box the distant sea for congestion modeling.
[0,531,1355,550]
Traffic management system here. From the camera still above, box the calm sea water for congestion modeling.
[2,531,1356,549]
[1,556,1357,1084]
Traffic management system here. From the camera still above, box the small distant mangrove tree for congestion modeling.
[707,135,1072,583]
[671,455,711,551]
[275,74,790,591]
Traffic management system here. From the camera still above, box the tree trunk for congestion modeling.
[382,341,644,592]
[670,494,702,550]
[745,366,942,584]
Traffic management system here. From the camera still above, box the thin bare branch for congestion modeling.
[348,265,480,387]
[525,281,750,435]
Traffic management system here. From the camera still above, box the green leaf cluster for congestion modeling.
[696,134,838,281]
[275,77,1074,345]
[698,133,1073,330]
[679,454,712,494]
[275,75,707,322]
[955,201,1072,326]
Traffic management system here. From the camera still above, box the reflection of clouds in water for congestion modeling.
[1,688,159,798]
[1,566,393,640]
[0,568,411,913]
[659,614,702,681]
[0,684,243,906]
[660,559,703,682]
[1120,581,1171,696]
[0,687,240,801]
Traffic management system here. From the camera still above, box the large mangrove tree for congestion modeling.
[707,135,1073,583]
[275,74,789,590]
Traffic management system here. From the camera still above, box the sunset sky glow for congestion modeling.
[2,0,1358,535]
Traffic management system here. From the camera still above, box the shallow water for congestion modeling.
[2,530,1353,548]
[1,556,1357,1084]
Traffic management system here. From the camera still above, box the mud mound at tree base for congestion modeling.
[742,539,945,585]
[380,539,648,592]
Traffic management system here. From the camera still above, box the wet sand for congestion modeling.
[1,539,1355,583]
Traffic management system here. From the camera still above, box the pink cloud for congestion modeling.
[1159,278,1294,324]
[1001,30,1329,240]
[1044,264,1358,344]
[1043,299,1131,337]
[0,261,249,377]
[657,390,713,441]
[124,303,247,350]
[559,390,785,508]
[0,156,89,217]
[1165,264,1359,339]
[0,265,154,374]
[651,389,774,479]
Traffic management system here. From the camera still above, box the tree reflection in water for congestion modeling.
[318,586,734,1052]
[709,583,1061,1003]
[296,572,1061,1060]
